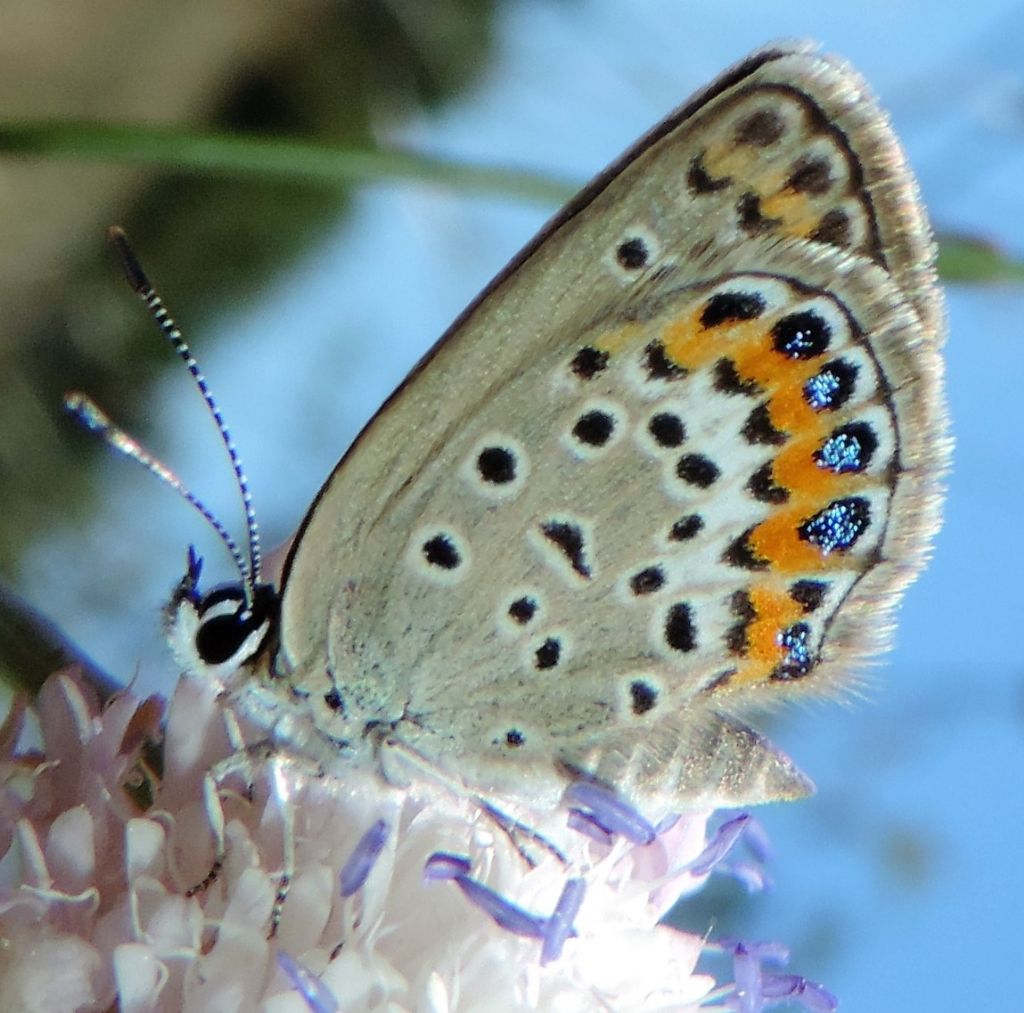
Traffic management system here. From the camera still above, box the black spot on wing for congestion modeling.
[700,291,766,328]
[540,521,592,578]
[742,402,787,445]
[687,153,731,194]
[629,680,658,715]
[789,580,828,614]
[786,155,833,195]
[772,310,831,359]
[423,534,461,569]
[648,412,686,448]
[713,358,761,397]
[477,446,517,484]
[508,596,538,624]
[809,208,852,249]
[572,410,616,447]
[570,346,609,380]
[676,453,720,488]
[629,566,665,596]
[737,192,782,235]
[723,529,769,571]
[724,589,755,656]
[643,341,686,381]
[664,603,696,652]
[535,637,562,670]
[616,237,649,269]
[734,109,785,146]
[324,688,345,714]
[669,514,703,542]
[746,462,790,504]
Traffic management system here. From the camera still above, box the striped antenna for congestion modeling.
[105,227,263,606]
[64,391,252,597]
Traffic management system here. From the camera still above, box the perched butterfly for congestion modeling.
[128,41,946,827]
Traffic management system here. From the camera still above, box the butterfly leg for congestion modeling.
[183,706,252,900]
[263,753,309,936]
[377,735,572,865]
[477,800,568,868]
[183,710,310,936]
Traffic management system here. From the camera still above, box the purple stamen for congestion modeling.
[425,855,582,959]
[276,952,338,1013]
[715,939,834,1012]
[339,819,389,897]
[689,814,751,876]
[655,812,681,835]
[541,877,585,965]
[423,852,472,881]
[731,941,763,1013]
[691,815,774,892]
[762,974,838,1012]
[715,937,790,964]
[565,782,657,845]
[741,816,773,864]
[725,860,771,894]
[453,876,547,938]
[746,940,789,964]
[567,808,615,845]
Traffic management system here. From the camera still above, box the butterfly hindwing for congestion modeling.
[269,42,945,816]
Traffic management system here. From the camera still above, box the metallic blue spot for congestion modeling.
[815,422,878,474]
[804,371,839,410]
[775,622,814,678]
[803,358,858,411]
[798,497,871,554]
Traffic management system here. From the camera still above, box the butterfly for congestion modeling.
[153,40,946,827]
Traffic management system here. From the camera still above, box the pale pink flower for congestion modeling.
[0,669,728,1012]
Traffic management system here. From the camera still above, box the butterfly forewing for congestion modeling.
[271,42,945,816]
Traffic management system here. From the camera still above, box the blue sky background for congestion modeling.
[18,2,1024,1008]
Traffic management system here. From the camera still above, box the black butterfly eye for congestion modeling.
[195,584,278,665]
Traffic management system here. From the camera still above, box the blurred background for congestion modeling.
[2,1,1022,1008]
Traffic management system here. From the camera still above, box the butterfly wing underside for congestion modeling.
[273,42,946,816]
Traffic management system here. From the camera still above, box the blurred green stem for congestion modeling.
[1,120,1023,281]
[0,120,577,205]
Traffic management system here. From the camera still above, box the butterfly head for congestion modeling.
[68,230,285,689]
[166,546,279,687]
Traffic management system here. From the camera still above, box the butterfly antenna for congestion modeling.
[64,391,253,602]
[106,226,263,602]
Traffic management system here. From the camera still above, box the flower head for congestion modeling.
[0,670,730,1010]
